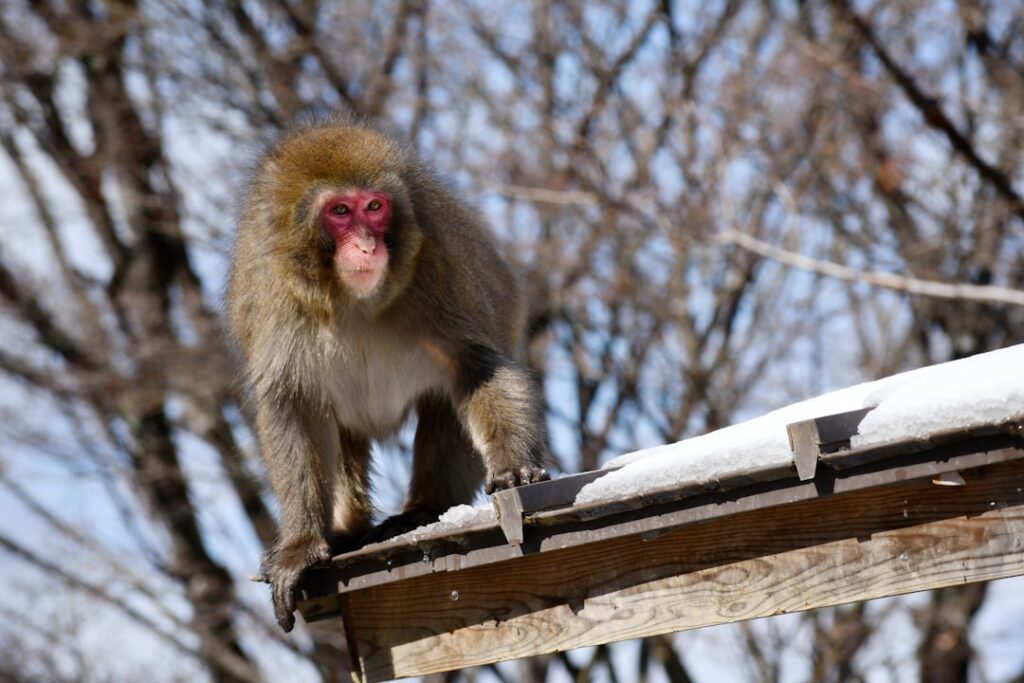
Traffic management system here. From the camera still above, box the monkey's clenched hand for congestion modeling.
[260,537,332,632]
[228,118,550,632]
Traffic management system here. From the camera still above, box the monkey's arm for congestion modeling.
[452,343,550,492]
[254,391,339,632]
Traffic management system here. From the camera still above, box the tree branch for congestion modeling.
[0,531,261,683]
[719,228,1024,307]
[834,0,1024,219]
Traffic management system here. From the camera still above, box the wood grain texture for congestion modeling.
[341,459,1024,681]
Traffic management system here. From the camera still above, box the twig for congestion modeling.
[484,182,599,206]
[834,0,1024,219]
[718,229,1024,307]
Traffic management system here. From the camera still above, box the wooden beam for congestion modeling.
[337,457,1024,682]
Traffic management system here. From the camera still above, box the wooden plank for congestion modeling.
[339,458,1024,682]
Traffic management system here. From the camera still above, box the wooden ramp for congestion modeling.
[298,410,1024,682]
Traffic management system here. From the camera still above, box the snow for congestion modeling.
[851,347,1024,446]
[575,344,1024,507]
[386,503,497,544]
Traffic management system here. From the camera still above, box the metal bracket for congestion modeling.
[787,420,821,481]
[787,407,873,481]
[492,488,525,546]
[489,468,618,546]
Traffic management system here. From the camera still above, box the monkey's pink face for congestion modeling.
[320,190,391,298]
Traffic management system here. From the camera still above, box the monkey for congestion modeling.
[226,118,550,632]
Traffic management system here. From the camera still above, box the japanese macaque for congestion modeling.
[227,118,549,632]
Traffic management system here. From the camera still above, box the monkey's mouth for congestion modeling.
[334,249,389,298]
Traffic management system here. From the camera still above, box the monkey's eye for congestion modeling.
[366,199,382,211]
[330,204,349,215]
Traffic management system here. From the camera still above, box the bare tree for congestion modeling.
[0,0,1021,681]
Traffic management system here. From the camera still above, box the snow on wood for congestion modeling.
[852,346,1024,446]
[387,504,497,544]
[575,344,1024,507]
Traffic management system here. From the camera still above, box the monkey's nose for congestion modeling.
[354,232,376,255]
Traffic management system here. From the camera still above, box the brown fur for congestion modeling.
[227,118,549,632]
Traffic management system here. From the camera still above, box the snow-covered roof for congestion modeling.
[576,344,1024,507]
[378,344,1024,546]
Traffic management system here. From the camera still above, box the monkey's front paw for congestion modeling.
[262,537,331,633]
[360,509,442,546]
[485,466,550,494]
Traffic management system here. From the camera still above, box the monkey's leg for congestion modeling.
[410,391,485,509]
[256,400,339,632]
[328,428,373,553]
[455,350,550,493]
[361,392,484,544]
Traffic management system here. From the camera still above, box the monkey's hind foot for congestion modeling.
[485,465,549,494]
[360,509,442,546]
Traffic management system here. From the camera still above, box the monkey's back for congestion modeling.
[399,170,527,358]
